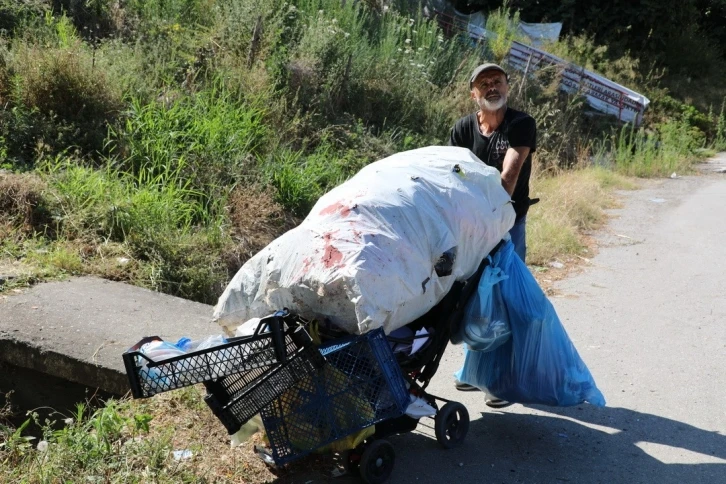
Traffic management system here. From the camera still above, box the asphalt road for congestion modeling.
[373,155,726,484]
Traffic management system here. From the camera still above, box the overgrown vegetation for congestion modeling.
[0,387,280,483]
[0,0,721,298]
[0,0,720,302]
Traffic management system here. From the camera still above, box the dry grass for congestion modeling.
[11,42,123,122]
[223,187,300,275]
[0,172,49,234]
[527,164,637,269]
[112,387,333,483]
[138,387,277,483]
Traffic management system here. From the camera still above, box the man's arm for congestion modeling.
[501,146,530,196]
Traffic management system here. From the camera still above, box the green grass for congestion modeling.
[0,397,196,483]
[0,386,282,483]
[106,87,269,194]
[606,121,704,177]
[39,158,232,302]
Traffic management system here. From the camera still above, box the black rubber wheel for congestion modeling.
[359,439,396,484]
[434,401,470,449]
[342,448,360,474]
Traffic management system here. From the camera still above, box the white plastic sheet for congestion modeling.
[213,146,516,335]
[518,22,563,47]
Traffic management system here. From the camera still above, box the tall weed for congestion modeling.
[42,157,230,301]
[264,142,363,216]
[107,87,268,198]
[484,2,524,63]
[600,120,703,177]
[714,98,726,150]
[267,0,478,138]
[0,0,50,37]
[3,14,123,160]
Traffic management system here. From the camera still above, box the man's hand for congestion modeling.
[501,146,530,196]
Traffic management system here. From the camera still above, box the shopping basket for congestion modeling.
[260,327,409,466]
[122,310,319,399]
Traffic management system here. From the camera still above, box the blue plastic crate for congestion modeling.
[260,328,409,466]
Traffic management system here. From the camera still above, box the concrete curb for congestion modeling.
[0,276,217,396]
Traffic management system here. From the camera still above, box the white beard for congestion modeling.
[477,94,507,112]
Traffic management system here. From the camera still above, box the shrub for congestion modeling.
[11,41,122,122]
[484,2,524,64]
[0,0,49,37]
[127,0,216,29]
[51,0,124,40]
[0,172,51,233]
[541,34,642,87]
[3,16,123,160]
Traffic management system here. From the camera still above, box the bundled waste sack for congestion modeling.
[214,146,516,335]
[455,240,606,407]
[450,259,511,352]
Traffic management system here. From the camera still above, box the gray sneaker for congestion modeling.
[455,381,513,407]
[485,396,513,408]
[454,380,481,391]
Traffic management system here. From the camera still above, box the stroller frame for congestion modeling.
[320,240,505,483]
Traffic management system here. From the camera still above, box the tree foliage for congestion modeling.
[452,0,725,62]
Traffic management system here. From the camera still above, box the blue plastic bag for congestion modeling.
[451,263,511,352]
[455,240,605,407]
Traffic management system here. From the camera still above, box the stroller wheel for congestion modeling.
[359,439,395,484]
[435,401,470,449]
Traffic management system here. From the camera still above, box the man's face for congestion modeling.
[471,71,509,112]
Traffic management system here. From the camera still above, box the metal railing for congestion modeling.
[432,9,649,125]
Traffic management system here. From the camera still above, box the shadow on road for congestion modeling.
[270,404,725,483]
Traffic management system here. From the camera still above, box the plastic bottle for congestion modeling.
[140,340,187,362]
[175,335,231,380]
[175,335,227,352]
[138,340,188,389]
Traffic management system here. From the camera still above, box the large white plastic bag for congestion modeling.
[455,240,606,407]
[451,262,511,352]
[214,146,516,335]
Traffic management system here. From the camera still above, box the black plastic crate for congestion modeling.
[260,328,409,466]
[122,311,306,399]
[204,337,326,434]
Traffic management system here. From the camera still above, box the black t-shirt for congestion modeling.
[449,107,537,220]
